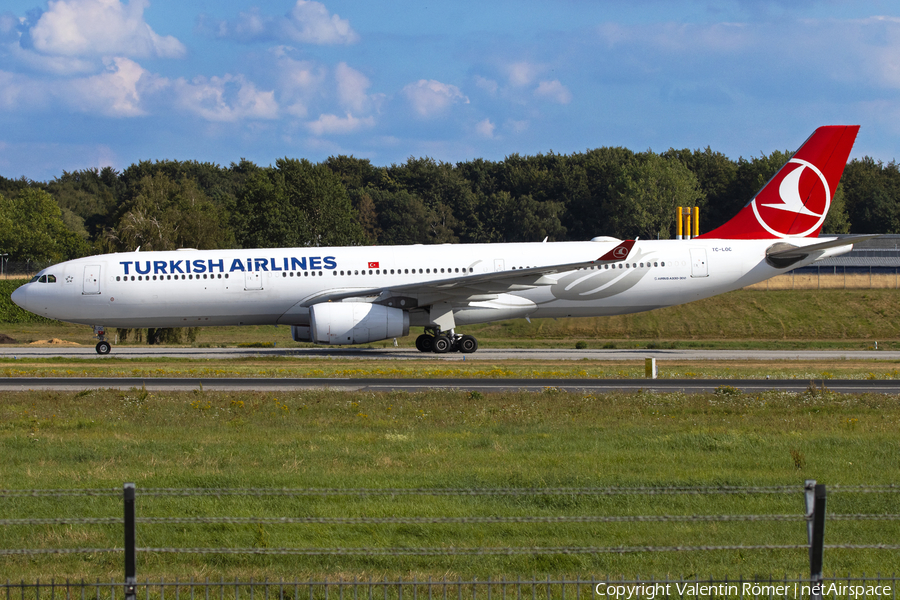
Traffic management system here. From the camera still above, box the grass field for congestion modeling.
[1,386,898,581]
[2,288,900,350]
[2,287,900,581]
[4,356,900,380]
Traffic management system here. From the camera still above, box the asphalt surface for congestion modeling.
[1,377,897,393]
[1,346,899,361]
[4,347,897,393]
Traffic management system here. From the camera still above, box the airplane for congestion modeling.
[12,125,871,355]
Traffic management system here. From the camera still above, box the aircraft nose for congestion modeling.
[10,284,32,312]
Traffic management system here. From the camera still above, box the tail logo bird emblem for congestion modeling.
[752,158,831,238]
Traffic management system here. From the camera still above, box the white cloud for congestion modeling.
[534,79,572,104]
[0,57,153,116]
[65,56,149,116]
[271,50,328,118]
[8,41,97,74]
[335,62,370,112]
[225,8,268,41]
[206,0,358,45]
[283,0,358,45]
[277,54,327,94]
[475,118,495,138]
[402,79,469,118]
[307,112,374,135]
[172,74,278,122]
[28,0,185,58]
[474,76,499,95]
[507,61,541,87]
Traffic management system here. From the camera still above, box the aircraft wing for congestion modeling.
[298,239,636,308]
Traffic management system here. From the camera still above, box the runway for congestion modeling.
[1,376,898,394]
[1,346,899,361]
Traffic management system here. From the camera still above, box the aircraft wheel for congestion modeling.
[432,335,452,354]
[96,341,111,355]
[459,335,478,353]
[415,334,434,353]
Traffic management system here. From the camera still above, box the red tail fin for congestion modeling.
[697,125,859,239]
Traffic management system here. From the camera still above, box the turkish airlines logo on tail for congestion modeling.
[612,246,629,259]
[751,158,830,238]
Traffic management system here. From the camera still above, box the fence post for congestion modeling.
[804,480,816,550]
[805,481,827,600]
[124,483,136,600]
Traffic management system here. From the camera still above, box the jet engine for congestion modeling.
[308,302,409,345]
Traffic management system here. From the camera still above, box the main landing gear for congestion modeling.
[93,325,111,355]
[415,328,478,354]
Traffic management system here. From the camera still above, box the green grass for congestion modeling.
[3,288,900,350]
[0,387,898,580]
[4,356,900,380]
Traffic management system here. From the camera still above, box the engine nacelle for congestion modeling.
[309,302,409,345]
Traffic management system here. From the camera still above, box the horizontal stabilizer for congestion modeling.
[766,235,878,259]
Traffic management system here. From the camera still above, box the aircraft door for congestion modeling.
[690,248,708,278]
[245,271,263,290]
[83,265,101,295]
[493,259,505,272]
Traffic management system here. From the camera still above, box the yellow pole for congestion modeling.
[685,214,692,240]
[692,206,700,237]
[676,206,683,240]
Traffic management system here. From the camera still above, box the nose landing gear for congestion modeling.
[93,326,111,355]
[415,328,478,354]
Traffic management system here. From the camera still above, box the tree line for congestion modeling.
[1,145,899,264]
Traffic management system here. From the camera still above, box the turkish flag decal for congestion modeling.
[368,261,379,269]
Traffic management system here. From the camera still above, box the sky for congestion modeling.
[1,0,899,181]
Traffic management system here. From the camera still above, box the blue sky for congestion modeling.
[1,0,898,181]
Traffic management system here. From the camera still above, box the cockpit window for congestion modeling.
[46,274,56,283]
[29,275,40,283]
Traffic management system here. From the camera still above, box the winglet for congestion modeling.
[597,239,635,262]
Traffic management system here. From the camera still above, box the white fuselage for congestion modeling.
[12,238,843,331]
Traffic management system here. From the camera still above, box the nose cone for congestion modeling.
[10,284,28,310]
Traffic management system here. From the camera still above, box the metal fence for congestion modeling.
[0,260,51,278]
[2,483,899,597]
[2,575,898,600]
